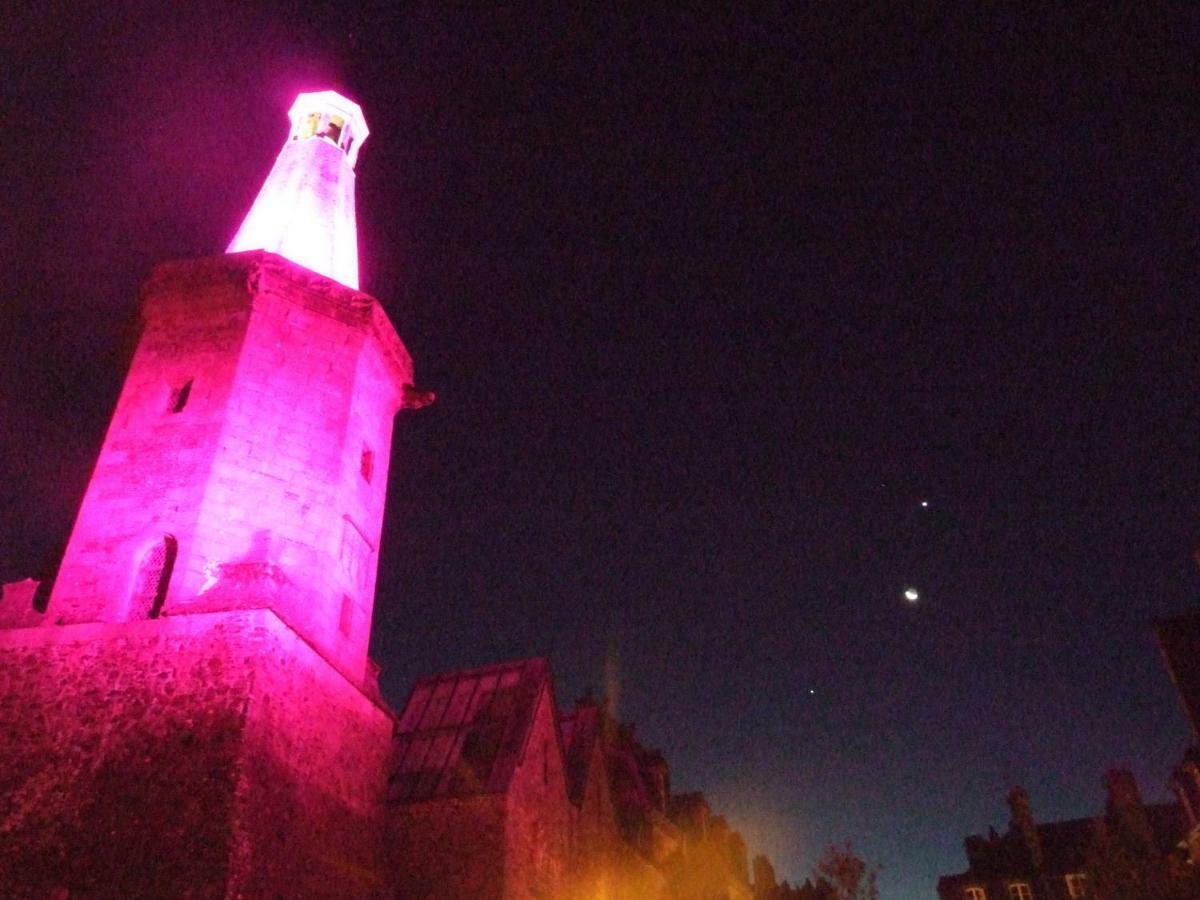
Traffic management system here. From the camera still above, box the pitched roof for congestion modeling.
[388,657,552,803]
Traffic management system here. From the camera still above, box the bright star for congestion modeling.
[920,500,929,508]
[903,587,919,603]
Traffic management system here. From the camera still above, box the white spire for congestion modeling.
[227,90,369,289]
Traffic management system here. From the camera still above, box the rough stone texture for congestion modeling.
[387,795,508,899]
[502,685,571,900]
[568,736,623,897]
[0,609,391,898]
[48,252,413,687]
[385,683,573,900]
[0,580,46,630]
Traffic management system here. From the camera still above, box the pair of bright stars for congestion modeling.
[903,499,931,605]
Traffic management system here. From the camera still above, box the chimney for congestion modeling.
[1105,768,1155,856]
[1007,786,1043,868]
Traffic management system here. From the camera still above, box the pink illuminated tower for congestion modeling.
[227,90,367,288]
[0,91,428,896]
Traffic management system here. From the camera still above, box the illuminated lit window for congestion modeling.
[129,535,176,620]
[298,112,320,139]
[965,888,986,900]
[1064,874,1086,898]
[360,446,374,483]
[321,114,345,144]
[1008,883,1032,900]
[169,378,193,413]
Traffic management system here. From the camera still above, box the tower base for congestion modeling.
[0,610,392,898]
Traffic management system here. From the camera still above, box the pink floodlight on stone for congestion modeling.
[227,90,369,288]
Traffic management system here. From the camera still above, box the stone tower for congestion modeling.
[0,91,424,896]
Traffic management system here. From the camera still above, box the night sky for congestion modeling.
[4,5,1200,896]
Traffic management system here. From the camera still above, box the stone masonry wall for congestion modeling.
[0,580,46,630]
[387,794,508,899]
[48,258,250,625]
[0,614,254,897]
[567,739,624,899]
[229,612,393,898]
[504,686,572,900]
[175,254,411,686]
[0,608,391,898]
[48,253,414,690]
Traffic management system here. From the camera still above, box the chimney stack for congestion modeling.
[1007,785,1043,869]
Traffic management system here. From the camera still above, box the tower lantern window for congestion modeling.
[297,111,321,140]
[293,111,353,153]
[321,115,345,146]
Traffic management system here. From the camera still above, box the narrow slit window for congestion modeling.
[130,535,177,620]
[169,378,193,413]
[339,594,353,637]
[360,446,374,483]
[32,578,51,614]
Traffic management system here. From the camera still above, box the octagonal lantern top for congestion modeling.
[287,90,370,169]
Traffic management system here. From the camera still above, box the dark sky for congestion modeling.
[4,4,1199,896]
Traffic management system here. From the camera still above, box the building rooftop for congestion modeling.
[388,657,552,802]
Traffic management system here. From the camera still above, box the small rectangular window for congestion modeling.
[1064,874,1086,899]
[1008,884,1032,900]
[965,888,986,900]
[360,446,374,483]
[169,378,193,413]
[339,594,353,637]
